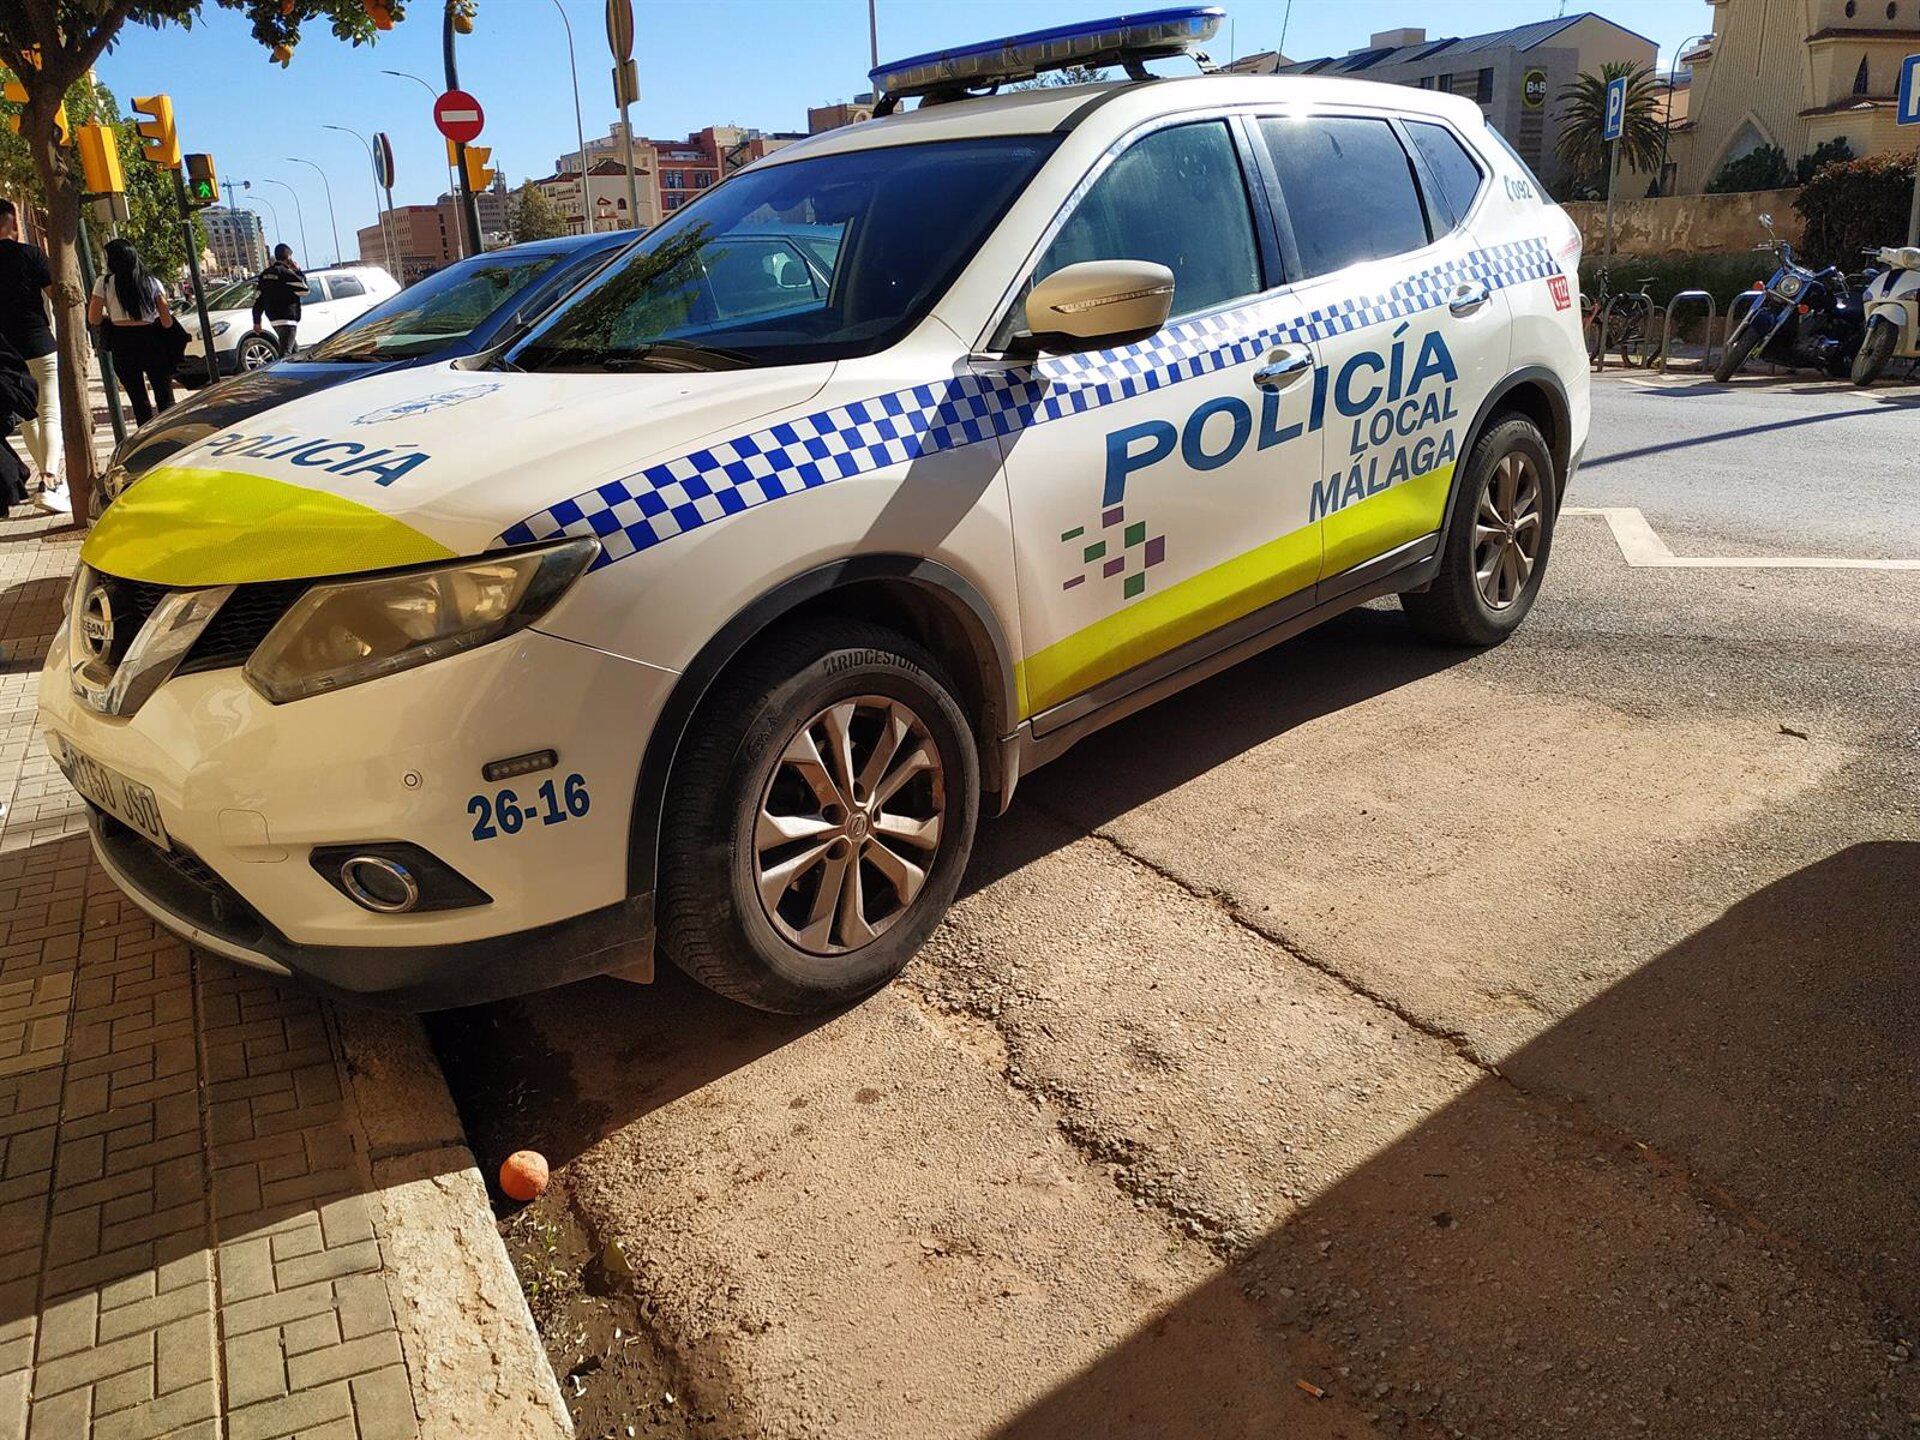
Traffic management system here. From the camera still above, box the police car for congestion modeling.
[40,7,1588,1013]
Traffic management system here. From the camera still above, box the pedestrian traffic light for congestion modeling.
[462,144,495,192]
[184,153,218,207]
[131,93,181,169]
[3,77,70,147]
[76,123,125,197]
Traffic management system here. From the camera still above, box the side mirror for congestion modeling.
[1022,260,1174,352]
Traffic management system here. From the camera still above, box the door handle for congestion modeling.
[1253,344,1313,392]
[1449,280,1491,317]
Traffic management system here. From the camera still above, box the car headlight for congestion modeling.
[211,320,231,337]
[243,539,599,704]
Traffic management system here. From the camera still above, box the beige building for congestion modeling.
[533,155,661,234]
[1671,0,1920,192]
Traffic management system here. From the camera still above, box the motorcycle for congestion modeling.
[1714,214,1868,383]
[1851,244,1920,386]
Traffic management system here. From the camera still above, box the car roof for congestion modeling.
[756,73,1486,167]
[485,231,635,259]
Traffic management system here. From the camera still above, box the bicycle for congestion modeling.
[1582,269,1661,369]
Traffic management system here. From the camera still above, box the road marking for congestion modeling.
[1563,507,1920,570]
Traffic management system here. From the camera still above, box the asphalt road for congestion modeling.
[429,372,1920,1440]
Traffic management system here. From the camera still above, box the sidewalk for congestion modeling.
[1,420,569,1436]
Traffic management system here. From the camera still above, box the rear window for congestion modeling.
[1405,121,1486,229]
[1261,116,1431,279]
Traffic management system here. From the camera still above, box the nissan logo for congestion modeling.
[79,586,114,661]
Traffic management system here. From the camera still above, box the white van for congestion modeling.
[179,263,400,379]
[42,8,1589,1013]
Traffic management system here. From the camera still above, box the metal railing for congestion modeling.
[1655,289,1718,372]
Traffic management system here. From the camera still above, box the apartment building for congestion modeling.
[200,205,267,278]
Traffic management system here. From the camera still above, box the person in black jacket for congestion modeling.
[0,332,39,511]
[250,244,307,356]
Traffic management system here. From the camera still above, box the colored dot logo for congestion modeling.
[1059,504,1165,601]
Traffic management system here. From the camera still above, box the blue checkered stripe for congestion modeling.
[499,236,1558,566]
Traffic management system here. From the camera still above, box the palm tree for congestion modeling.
[1554,63,1667,195]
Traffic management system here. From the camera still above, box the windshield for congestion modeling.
[207,279,256,310]
[511,135,1057,372]
[307,251,569,361]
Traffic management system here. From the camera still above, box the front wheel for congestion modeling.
[658,621,980,1014]
[235,331,281,371]
[1714,317,1762,382]
[1400,415,1556,647]
[1851,317,1899,386]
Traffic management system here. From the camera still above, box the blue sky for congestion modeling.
[94,0,1707,264]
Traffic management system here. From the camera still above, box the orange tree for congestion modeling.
[0,0,407,521]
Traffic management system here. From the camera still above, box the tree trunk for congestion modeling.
[24,110,95,525]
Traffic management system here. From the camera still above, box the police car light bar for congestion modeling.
[869,6,1224,109]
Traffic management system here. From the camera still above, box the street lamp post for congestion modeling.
[287,157,342,264]
[382,69,460,215]
[549,0,595,233]
[324,123,396,276]
[442,3,484,257]
[1654,33,1712,198]
[257,178,311,267]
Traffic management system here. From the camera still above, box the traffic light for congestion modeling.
[131,93,181,169]
[184,153,218,207]
[3,76,70,146]
[462,144,494,191]
[76,123,125,197]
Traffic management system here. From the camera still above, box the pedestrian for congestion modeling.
[251,243,306,357]
[87,237,176,427]
[0,333,38,511]
[0,197,69,513]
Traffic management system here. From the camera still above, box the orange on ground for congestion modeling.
[499,1149,550,1201]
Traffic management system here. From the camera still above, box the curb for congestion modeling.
[337,1010,572,1438]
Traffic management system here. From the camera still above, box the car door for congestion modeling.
[986,117,1326,727]
[1253,110,1514,585]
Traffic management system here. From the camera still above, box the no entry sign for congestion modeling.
[433,89,484,145]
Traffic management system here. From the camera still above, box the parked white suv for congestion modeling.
[179,263,400,380]
[42,8,1588,1013]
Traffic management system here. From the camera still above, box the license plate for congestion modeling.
[54,739,170,850]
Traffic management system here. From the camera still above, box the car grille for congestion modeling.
[178,580,310,675]
[90,573,171,668]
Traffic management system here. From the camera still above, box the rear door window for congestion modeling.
[327,275,367,300]
[1260,116,1432,279]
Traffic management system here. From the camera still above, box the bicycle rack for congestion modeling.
[1656,290,1718,371]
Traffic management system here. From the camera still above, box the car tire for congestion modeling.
[236,332,280,371]
[657,620,980,1015]
[1400,414,1556,648]
[1851,317,1898,387]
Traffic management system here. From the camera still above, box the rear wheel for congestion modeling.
[658,621,979,1014]
[1851,317,1898,386]
[1400,415,1555,647]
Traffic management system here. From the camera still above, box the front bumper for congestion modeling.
[90,808,653,1009]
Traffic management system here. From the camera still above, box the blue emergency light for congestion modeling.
[869,6,1224,110]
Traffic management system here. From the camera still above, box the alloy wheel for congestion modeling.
[1473,451,1542,611]
[753,695,945,956]
[238,338,277,370]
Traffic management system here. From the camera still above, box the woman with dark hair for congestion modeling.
[86,237,176,425]
[251,243,307,356]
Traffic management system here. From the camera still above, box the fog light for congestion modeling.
[339,855,420,914]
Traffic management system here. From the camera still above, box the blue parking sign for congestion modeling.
[1603,75,1627,141]
[1899,53,1920,125]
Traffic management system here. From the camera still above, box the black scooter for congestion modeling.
[1715,214,1868,382]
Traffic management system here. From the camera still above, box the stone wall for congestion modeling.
[1563,187,1803,257]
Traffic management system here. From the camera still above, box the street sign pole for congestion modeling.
[1899,54,1920,243]
[607,0,641,230]
[73,213,126,446]
[1601,73,1627,271]
[442,10,484,256]
[374,134,399,274]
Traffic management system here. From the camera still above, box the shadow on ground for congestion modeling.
[989,839,1920,1439]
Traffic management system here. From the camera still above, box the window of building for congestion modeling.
[1262,115,1431,278]
[1475,68,1494,104]
[1417,75,1436,89]
[1405,120,1486,229]
[1854,55,1870,94]
[1028,120,1263,322]
[1844,0,1855,14]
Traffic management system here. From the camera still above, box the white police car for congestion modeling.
[40,7,1588,1013]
